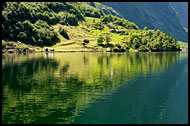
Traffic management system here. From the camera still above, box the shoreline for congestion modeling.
[2,50,187,54]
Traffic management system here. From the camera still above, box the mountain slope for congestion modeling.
[2,2,104,46]
[170,2,188,29]
[87,2,123,18]
[100,2,188,42]
[2,2,181,52]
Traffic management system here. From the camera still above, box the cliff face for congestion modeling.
[170,2,188,28]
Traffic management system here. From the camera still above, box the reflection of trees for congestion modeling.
[2,53,30,67]
[2,57,59,92]
[2,52,183,124]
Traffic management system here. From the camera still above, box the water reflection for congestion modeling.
[2,52,187,124]
[45,52,54,59]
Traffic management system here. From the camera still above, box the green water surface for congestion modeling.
[2,52,188,124]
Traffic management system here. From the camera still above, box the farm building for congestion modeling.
[127,26,132,30]
[107,24,115,29]
[110,29,126,33]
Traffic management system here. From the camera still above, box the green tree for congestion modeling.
[143,26,147,30]
[59,27,69,39]
[94,21,104,30]
[17,32,27,40]
[105,34,111,45]
[97,35,105,45]
[2,40,6,49]
[132,38,141,49]
[101,14,115,23]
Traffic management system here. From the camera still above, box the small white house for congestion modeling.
[49,48,54,51]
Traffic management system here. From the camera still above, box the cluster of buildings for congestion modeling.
[106,23,132,33]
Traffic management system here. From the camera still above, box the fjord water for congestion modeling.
[2,52,188,124]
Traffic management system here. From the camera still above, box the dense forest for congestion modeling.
[2,2,182,52]
[2,2,103,46]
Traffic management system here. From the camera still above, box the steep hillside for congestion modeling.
[170,2,188,29]
[101,2,188,42]
[2,2,104,46]
[87,2,123,18]
[2,2,181,52]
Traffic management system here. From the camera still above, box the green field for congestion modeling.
[32,17,131,52]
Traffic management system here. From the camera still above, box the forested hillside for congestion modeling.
[2,2,181,52]
[2,2,104,46]
[100,2,188,42]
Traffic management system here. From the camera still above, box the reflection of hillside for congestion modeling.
[2,52,182,124]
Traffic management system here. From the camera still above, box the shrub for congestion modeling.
[138,45,149,52]
[105,35,111,45]
[94,21,104,30]
[59,27,69,40]
[97,35,105,45]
